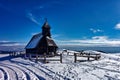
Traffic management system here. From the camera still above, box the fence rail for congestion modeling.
[74,52,101,63]
[25,53,62,63]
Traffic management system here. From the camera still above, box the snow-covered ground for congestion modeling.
[0,50,120,80]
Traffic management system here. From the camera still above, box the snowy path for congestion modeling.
[0,61,42,80]
[10,58,65,80]
[0,65,16,80]
[0,67,9,80]
[0,63,27,80]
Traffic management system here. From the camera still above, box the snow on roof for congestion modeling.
[46,36,52,40]
[63,49,79,53]
[46,36,57,47]
[25,33,42,49]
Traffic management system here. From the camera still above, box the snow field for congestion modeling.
[0,50,120,80]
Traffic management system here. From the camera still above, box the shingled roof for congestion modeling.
[25,33,42,49]
[25,34,57,49]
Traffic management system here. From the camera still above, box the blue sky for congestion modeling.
[1,0,120,46]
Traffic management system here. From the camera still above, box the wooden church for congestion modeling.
[25,20,58,56]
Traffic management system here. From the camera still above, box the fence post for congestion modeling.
[14,52,16,57]
[95,55,98,60]
[60,54,62,63]
[44,53,46,63]
[24,53,27,59]
[36,53,38,63]
[9,53,11,56]
[29,54,32,60]
[88,53,90,61]
[74,53,77,63]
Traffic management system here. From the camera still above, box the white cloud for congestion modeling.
[35,1,63,9]
[92,36,108,41]
[55,36,120,47]
[26,12,45,26]
[90,28,103,33]
[0,41,10,43]
[0,41,25,46]
[31,32,40,35]
[27,13,40,25]
[52,34,61,39]
[1,43,22,46]
[115,23,120,30]
[26,0,64,25]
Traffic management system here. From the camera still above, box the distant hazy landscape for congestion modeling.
[59,45,120,53]
[0,45,120,53]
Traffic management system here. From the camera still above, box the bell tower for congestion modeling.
[42,19,51,37]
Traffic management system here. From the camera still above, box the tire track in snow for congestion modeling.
[1,62,39,80]
[9,59,44,80]
[24,63,57,79]
[0,63,27,80]
[37,64,65,79]
[7,64,34,80]
[27,62,65,79]
[0,70,4,80]
[10,57,68,79]
[0,65,18,80]
[21,64,52,79]
[11,59,64,80]
[0,65,17,80]
[17,63,46,80]
[0,67,8,80]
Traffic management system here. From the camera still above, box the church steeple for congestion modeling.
[42,19,51,37]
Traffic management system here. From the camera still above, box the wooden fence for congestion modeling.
[9,51,101,63]
[74,53,101,63]
[25,53,62,63]
[9,51,25,57]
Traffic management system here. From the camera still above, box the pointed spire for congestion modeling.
[42,18,50,29]
[44,18,49,26]
[42,18,51,37]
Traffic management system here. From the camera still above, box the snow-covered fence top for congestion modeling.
[83,50,102,55]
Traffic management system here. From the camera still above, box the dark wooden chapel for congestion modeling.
[25,20,58,56]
